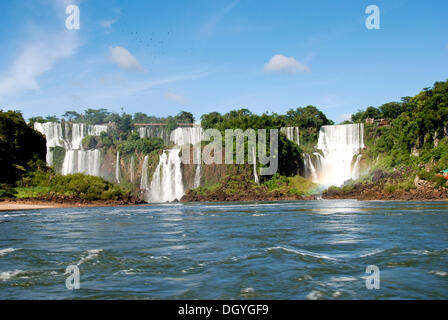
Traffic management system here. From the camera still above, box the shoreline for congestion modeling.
[0,199,150,212]
[2,196,448,212]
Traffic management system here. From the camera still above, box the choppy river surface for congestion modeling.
[1,200,447,299]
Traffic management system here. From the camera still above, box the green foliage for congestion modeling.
[0,110,47,184]
[363,81,448,173]
[263,173,318,196]
[117,132,164,155]
[0,184,18,198]
[82,135,98,149]
[17,168,132,201]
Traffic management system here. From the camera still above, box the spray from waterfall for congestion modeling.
[315,123,364,187]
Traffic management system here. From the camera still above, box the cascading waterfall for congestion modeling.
[62,149,101,176]
[149,148,184,203]
[140,155,150,199]
[252,146,259,184]
[34,122,108,176]
[129,155,135,183]
[138,126,170,144]
[146,126,203,202]
[115,152,120,183]
[303,153,319,183]
[280,127,300,145]
[351,154,362,180]
[315,123,364,187]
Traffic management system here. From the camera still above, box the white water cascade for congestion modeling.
[280,127,300,145]
[149,148,185,202]
[144,126,203,203]
[252,146,259,184]
[140,155,150,199]
[34,122,108,176]
[115,152,120,183]
[304,153,319,183]
[315,123,364,187]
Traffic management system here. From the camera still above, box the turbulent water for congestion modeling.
[1,201,447,299]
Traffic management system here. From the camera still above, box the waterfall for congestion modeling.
[172,126,203,189]
[315,123,364,187]
[138,126,170,144]
[280,127,300,145]
[34,122,66,165]
[351,154,362,180]
[145,126,203,202]
[130,155,135,183]
[61,149,101,176]
[252,146,259,184]
[193,144,202,188]
[149,148,184,202]
[170,126,203,146]
[115,152,120,183]
[304,153,319,183]
[34,122,108,176]
[140,155,150,200]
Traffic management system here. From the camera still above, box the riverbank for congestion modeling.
[0,197,146,212]
[322,174,448,201]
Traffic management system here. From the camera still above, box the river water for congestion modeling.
[0,200,447,299]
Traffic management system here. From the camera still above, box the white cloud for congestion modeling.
[0,32,80,101]
[165,92,189,104]
[264,54,310,74]
[100,19,118,29]
[109,46,142,71]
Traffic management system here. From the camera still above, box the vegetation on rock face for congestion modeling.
[117,132,164,155]
[328,80,448,197]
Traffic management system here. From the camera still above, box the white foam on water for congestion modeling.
[330,276,358,282]
[241,287,255,294]
[77,249,103,266]
[0,248,19,256]
[0,270,23,281]
[360,248,384,258]
[266,246,337,261]
[429,271,448,277]
[306,290,323,300]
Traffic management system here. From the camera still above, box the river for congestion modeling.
[0,200,447,299]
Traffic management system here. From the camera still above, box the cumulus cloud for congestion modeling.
[165,92,189,104]
[0,32,80,101]
[264,54,310,74]
[109,46,142,71]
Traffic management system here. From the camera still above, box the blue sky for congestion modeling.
[0,0,447,123]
